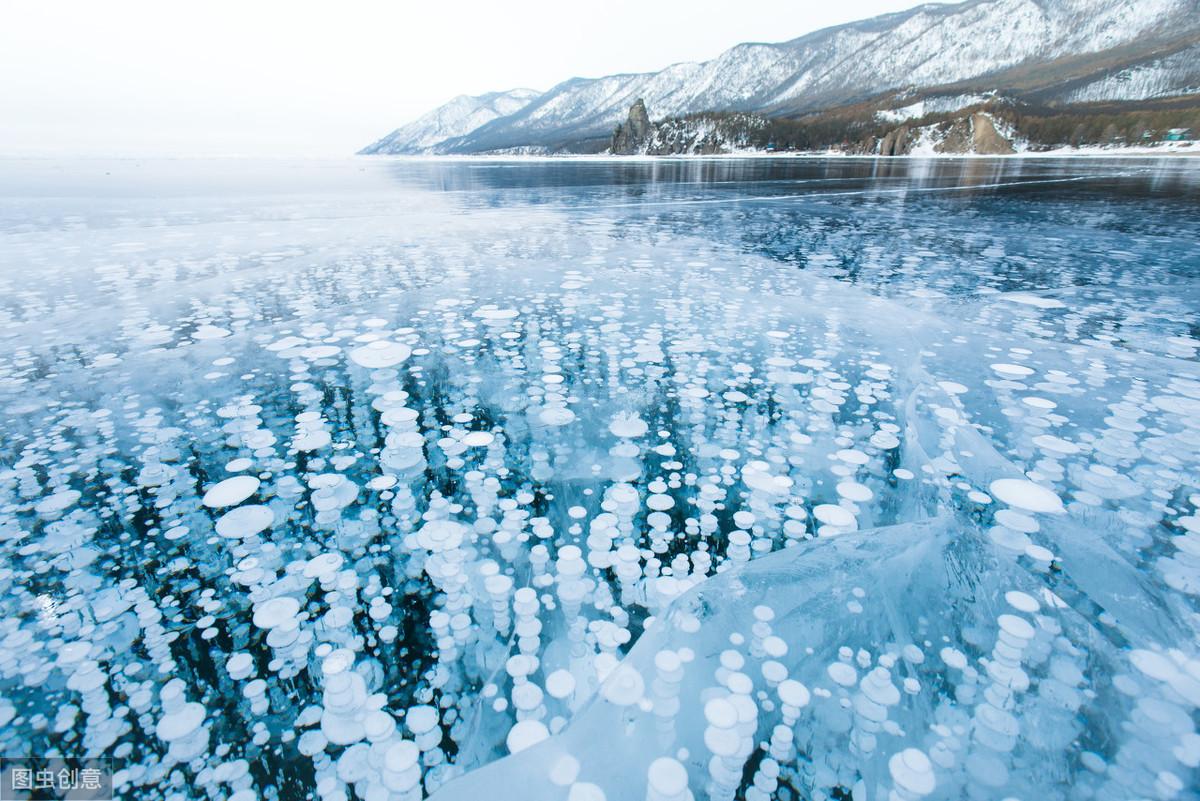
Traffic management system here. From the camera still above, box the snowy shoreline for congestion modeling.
[365,146,1200,162]
[4,148,1195,163]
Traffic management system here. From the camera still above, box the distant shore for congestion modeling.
[365,146,1200,161]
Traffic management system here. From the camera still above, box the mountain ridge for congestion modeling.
[360,88,541,155]
[362,0,1200,155]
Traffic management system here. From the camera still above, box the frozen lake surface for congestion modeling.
[1,157,1199,801]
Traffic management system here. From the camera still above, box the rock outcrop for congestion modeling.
[875,112,1016,155]
[879,125,915,156]
[610,101,766,155]
[610,99,654,154]
[969,113,1015,154]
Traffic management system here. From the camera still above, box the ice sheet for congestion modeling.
[0,158,1197,801]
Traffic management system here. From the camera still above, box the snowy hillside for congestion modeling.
[769,0,1195,107]
[359,89,540,155]
[1061,42,1200,103]
[365,0,1200,155]
[876,94,995,124]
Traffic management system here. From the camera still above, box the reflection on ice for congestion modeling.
[0,158,1198,801]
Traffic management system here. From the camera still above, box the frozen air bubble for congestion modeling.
[550,755,581,786]
[836,481,874,503]
[1004,591,1040,613]
[827,662,857,687]
[778,679,810,708]
[647,757,690,798]
[215,505,274,539]
[997,613,1035,641]
[813,505,855,528]
[35,490,81,516]
[349,340,412,369]
[462,431,495,447]
[610,413,649,438]
[156,702,206,742]
[201,476,261,508]
[546,670,577,699]
[889,748,936,797]
[988,479,1064,515]
[569,783,606,801]
[602,664,645,706]
[990,363,1034,379]
[252,596,301,630]
[506,719,549,754]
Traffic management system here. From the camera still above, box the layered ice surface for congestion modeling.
[0,157,1198,801]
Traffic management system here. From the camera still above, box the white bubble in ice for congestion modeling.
[813,505,855,528]
[506,719,549,754]
[462,431,495,447]
[568,783,606,801]
[193,324,230,340]
[647,494,675,511]
[385,740,419,771]
[35,490,82,516]
[406,705,439,735]
[350,340,412,369]
[539,407,576,426]
[778,679,811,708]
[997,613,1036,641]
[416,519,466,552]
[990,363,1034,379]
[1130,649,1177,681]
[609,413,649,439]
[156,703,206,742]
[1005,591,1040,613]
[889,748,936,797]
[549,755,580,786]
[835,449,869,466]
[704,698,738,728]
[252,596,301,630]
[546,670,577,699]
[836,481,874,503]
[215,505,274,539]
[989,479,1064,514]
[870,431,901,449]
[475,307,519,321]
[1032,435,1079,455]
[941,648,968,670]
[601,663,645,706]
[202,476,261,508]
[226,652,254,679]
[647,757,689,797]
[305,552,346,579]
[827,662,858,687]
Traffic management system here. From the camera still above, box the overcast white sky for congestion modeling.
[1,0,929,157]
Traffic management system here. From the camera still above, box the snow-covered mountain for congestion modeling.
[364,0,1200,155]
[359,89,541,155]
